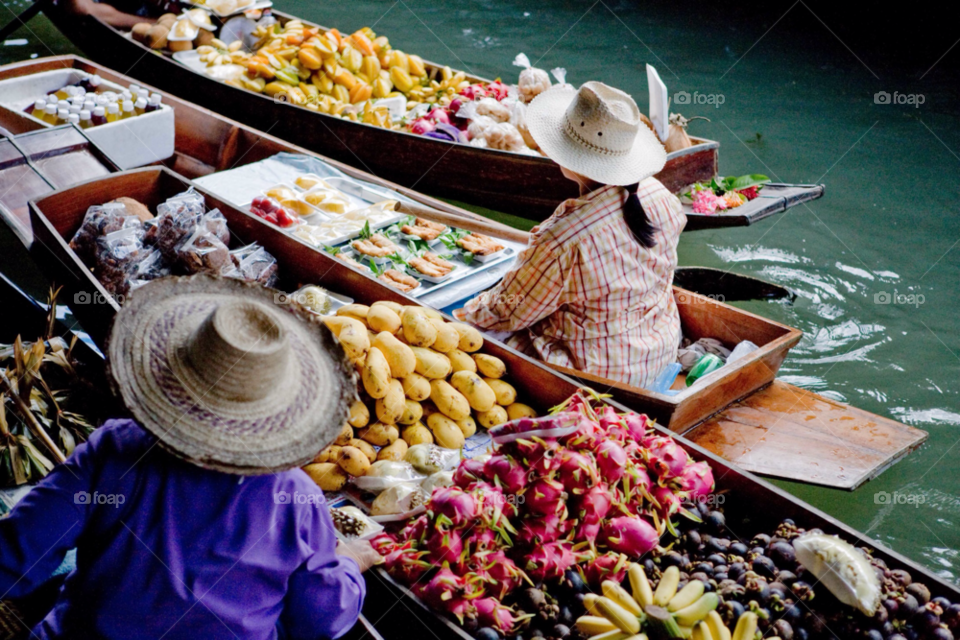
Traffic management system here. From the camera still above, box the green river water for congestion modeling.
[1,0,958,585]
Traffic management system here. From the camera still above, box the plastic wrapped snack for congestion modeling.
[465,113,497,141]
[176,225,231,275]
[484,121,527,152]
[93,227,148,297]
[69,202,143,265]
[475,97,511,123]
[152,190,206,262]
[513,53,552,103]
[228,244,279,287]
[127,246,170,292]
[370,482,428,519]
[201,208,231,246]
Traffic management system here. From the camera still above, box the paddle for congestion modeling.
[674,266,794,302]
[0,0,51,42]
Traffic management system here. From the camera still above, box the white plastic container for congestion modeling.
[0,69,174,170]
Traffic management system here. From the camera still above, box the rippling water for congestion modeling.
[1,0,958,583]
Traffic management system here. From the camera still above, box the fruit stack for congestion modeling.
[302,301,538,491]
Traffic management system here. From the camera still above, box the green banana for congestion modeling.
[668,581,705,612]
[673,594,720,628]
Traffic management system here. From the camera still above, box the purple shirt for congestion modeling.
[0,419,364,639]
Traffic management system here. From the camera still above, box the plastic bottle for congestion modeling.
[128,84,140,102]
[43,104,58,124]
[88,75,102,93]
[134,97,147,116]
[106,103,120,123]
[30,98,46,116]
[79,109,93,129]
[91,106,107,127]
[53,86,70,100]
[121,100,135,119]
[57,108,70,125]
[144,93,162,113]
[57,99,70,112]
[67,113,80,127]
[121,89,133,104]
[46,94,58,105]
[685,353,725,387]
[69,104,82,116]
[83,100,96,114]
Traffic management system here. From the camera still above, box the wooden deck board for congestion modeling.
[684,380,928,490]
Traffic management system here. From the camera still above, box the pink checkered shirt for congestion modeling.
[462,177,686,389]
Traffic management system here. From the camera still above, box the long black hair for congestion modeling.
[623,183,658,249]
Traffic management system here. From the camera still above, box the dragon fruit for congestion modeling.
[623,412,648,441]
[370,532,398,556]
[431,487,479,527]
[524,541,577,582]
[469,481,519,522]
[384,545,432,583]
[483,550,527,599]
[464,527,499,554]
[408,118,435,135]
[650,485,682,519]
[485,80,510,101]
[602,516,659,556]
[622,465,652,502]
[595,440,627,484]
[426,526,464,566]
[516,512,568,547]
[575,483,612,524]
[561,419,604,452]
[484,454,528,494]
[523,477,567,517]
[597,405,622,431]
[645,436,691,480]
[453,458,488,488]
[421,567,467,610]
[524,439,565,475]
[400,515,429,544]
[556,450,599,494]
[679,460,715,501]
[582,551,629,586]
[472,597,518,633]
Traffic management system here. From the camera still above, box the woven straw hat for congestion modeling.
[107,275,356,475]
[526,81,667,186]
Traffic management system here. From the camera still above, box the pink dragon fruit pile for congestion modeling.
[372,393,716,634]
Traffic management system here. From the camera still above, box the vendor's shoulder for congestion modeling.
[87,418,157,455]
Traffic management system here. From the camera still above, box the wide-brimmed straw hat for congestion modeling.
[527,81,667,186]
[107,275,356,475]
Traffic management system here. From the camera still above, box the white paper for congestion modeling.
[646,64,669,142]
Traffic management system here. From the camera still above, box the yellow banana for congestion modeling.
[730,613,757,640]
[704,611,731,640]
[653,566,680,606]
[691,623,714,640]
[668,581,705,612]
[589,631,629,640]
[628,564,654,608]
[673,594,719,628]
[583,593,601,616]
[576,617,618,636]
[602,581,643,616]
[594,597,640,635]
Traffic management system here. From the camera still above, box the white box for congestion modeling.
[0,69,175,170]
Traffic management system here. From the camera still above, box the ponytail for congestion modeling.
[623,183,658,249]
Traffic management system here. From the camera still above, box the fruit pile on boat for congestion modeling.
[369,392,960,640]
[301,302,538,491]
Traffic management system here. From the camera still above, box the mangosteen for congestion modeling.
[720,600,745,626]
[794,628,809,640]
[558,607,573,626]
[729,542,749,557]
[778,570,798,585]
[728,562,746,581]
[561,570,586,595]
[919,609,941,631]
[900,594,921,618]
[694,562,714,576]
[944,603,960,627]
[706,553,727,566]
[661,551,684,568]
[934,597,953,611]
[931,628,956,640]
[769,540,797,567]
[690,571,710,583]
[753,555,778,579]
[862,629,883,640]
[782,603,802,625]
[529,629,544,639]
[906,582,931,605]
[521,588,547,611]
[790,581,815,602]
[552,624,571,638]
[891,569,913,586]
[704,511,725,534]
[712,572,728,582]
[643,559,657,575]
[751,533,772,548]
[684,529,702,550]
[886,635,908,640]
[705,538,726,555]
[772,619,794,639]
[476,628,501,640]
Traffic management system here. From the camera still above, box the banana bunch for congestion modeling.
[197,39,247,67]
[576,564,758,640]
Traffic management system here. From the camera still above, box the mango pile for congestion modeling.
[308,302,537,489]
[229,21,469,127]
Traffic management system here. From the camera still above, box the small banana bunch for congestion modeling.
[197,39,246,67]
[404,65,469,107]
[575,564,758,640]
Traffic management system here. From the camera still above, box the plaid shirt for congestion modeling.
[463,178,686,389]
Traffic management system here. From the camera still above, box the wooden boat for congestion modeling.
[23,169,959,619]
[40,9,726,221]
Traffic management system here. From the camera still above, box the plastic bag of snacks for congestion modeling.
[127,247,170,292]
[227,243,279,287]
[93,227,150,297]
[176,225,232,275]
[69,203,143,265]
[513,52,552,104]
[200,208,231,246]
[150,189,206,262]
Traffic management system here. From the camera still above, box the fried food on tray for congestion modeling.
[457,233,504,256]
[338,253,369,271]
[409,252,456,278]
[400,217,447,242]
[379,269,420,292]
[352,234,399,258]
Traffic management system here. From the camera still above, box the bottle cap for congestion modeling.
[123,100,134,111]
[129,83,139,92]
[107,103,119,114]
[97,95,111,105]
[83,100,95,111]
[70,95,84,105]
[45,104,57,114]
[67,114,80,125]
[148,93,162,105]
[33,98,46,110]
[46,94,58,103]
[58,99,69,109]
[80,109,91,119]
[58,108,69,119]
[93,106,105,116]
[90,74,102,87]
[122,90,132,100]
[135,97,147,109]
[70,104,81,114]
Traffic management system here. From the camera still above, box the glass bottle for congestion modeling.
[69,104,82,117]
[91,106,107,127]
[79,109,93,129]
[106,103,120,123]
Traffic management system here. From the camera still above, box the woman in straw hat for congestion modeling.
[459,81,686,389]
[0,275,376,639]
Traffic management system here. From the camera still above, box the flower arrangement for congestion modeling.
[684,174,770,214]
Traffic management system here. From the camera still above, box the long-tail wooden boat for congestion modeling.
[40,9,725,221]
[22,168,960,640]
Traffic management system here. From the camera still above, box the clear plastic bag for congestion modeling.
[475,97,511,123]
[69,203,142,266]
[489,412,582,444]
[369,482,428,521]
[513,52,552,104]
[176,224,231,275]
[352,460,426,493]
[484,121,527,152]
[403,444,461,475]
[93,227,148,297]
[152,188,207,262]
[201,208,231,246]
[127,246,171,292]
[228,244,279,287]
